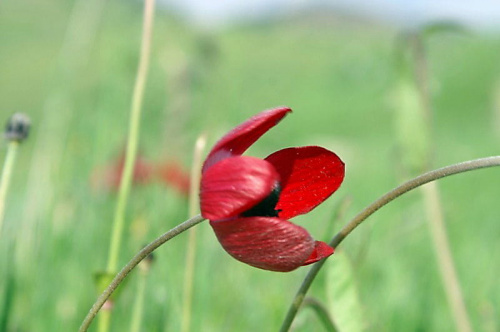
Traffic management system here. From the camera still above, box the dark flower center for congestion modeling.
[241,182,282,217]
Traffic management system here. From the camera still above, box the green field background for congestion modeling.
[0,0,499,331]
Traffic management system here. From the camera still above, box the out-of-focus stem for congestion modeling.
[410,34,432,128]
[101,1,155,330]
[422,182,472,332]
[181,134,206,332]
[130,269,148,332]
[106,0,156,274]
[279,156,500,332]
[0,142,19,237]
[97,309,111,332]
[410,34,472,332]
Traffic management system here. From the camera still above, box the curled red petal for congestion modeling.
[202,107,292,172]
[302,241,334,266]
[210,217,316,272]
[265,146,345,219]
[200,156,279,221]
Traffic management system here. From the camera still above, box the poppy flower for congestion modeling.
[200,107,345,272]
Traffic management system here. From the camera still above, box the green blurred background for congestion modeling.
[0,0,499,331]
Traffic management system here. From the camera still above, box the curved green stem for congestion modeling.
[0,141,19,237]
[279,156,500,332]
[79,214,205,332]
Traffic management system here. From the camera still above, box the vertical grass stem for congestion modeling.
[0,142,19,237]
[130,268,148,332]
[422,182,472,332]
[106,0,156,274]
[181,134,207,332]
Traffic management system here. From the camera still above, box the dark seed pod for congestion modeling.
[5,113,31,142]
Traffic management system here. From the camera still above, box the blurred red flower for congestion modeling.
[200,107,345,272]
[92,151,190,197]
[91,151,155,191]
[156,160,191,197]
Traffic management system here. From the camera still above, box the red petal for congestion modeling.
[200,156,279,221]
[265,146,345,219]
[210,217,316,272]
[302,241,334,266]
[202,107,291,172]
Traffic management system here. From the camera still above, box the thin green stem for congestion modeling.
[97,309,111,332]
[0,141,19,237]
[79,214,205,332]
[181,135,206,332]
[130,270,148,332]
[302,297,337,332]
[409,33,472,332]
[279,156,500,332]
[106,0,156,273]
[422,183,472,332]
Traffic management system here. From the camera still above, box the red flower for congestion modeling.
[91,151,155,191]
[156,160,191,197]
[200,107,345,272]
[91,148,191,197]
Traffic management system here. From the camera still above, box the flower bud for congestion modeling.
[5,113,31,142]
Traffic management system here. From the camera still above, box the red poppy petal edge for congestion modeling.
[265,146,345,219]
[200,156,279,221]
[202,107,292,171]
[302,241,334,266]
[210,217,316,272]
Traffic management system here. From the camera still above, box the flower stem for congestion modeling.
[422,182,471,332]
[79,214,205,332]
[181,135,206,332]
[0,141,19,237]
[279,156,500,332]
[106,0,156,274]
[97,309,111,332]
[302,297,337,332]
[130,269,148,332]
[408,33,472,332]
[100,2,155,330]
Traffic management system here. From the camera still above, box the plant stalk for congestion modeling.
[409,34,472,332]
[97,309,111,332]
[181,135,206,332]
[0,142,19,237]
[130,269,148,332]
[106,0,156,274]
[422,182,472,332]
